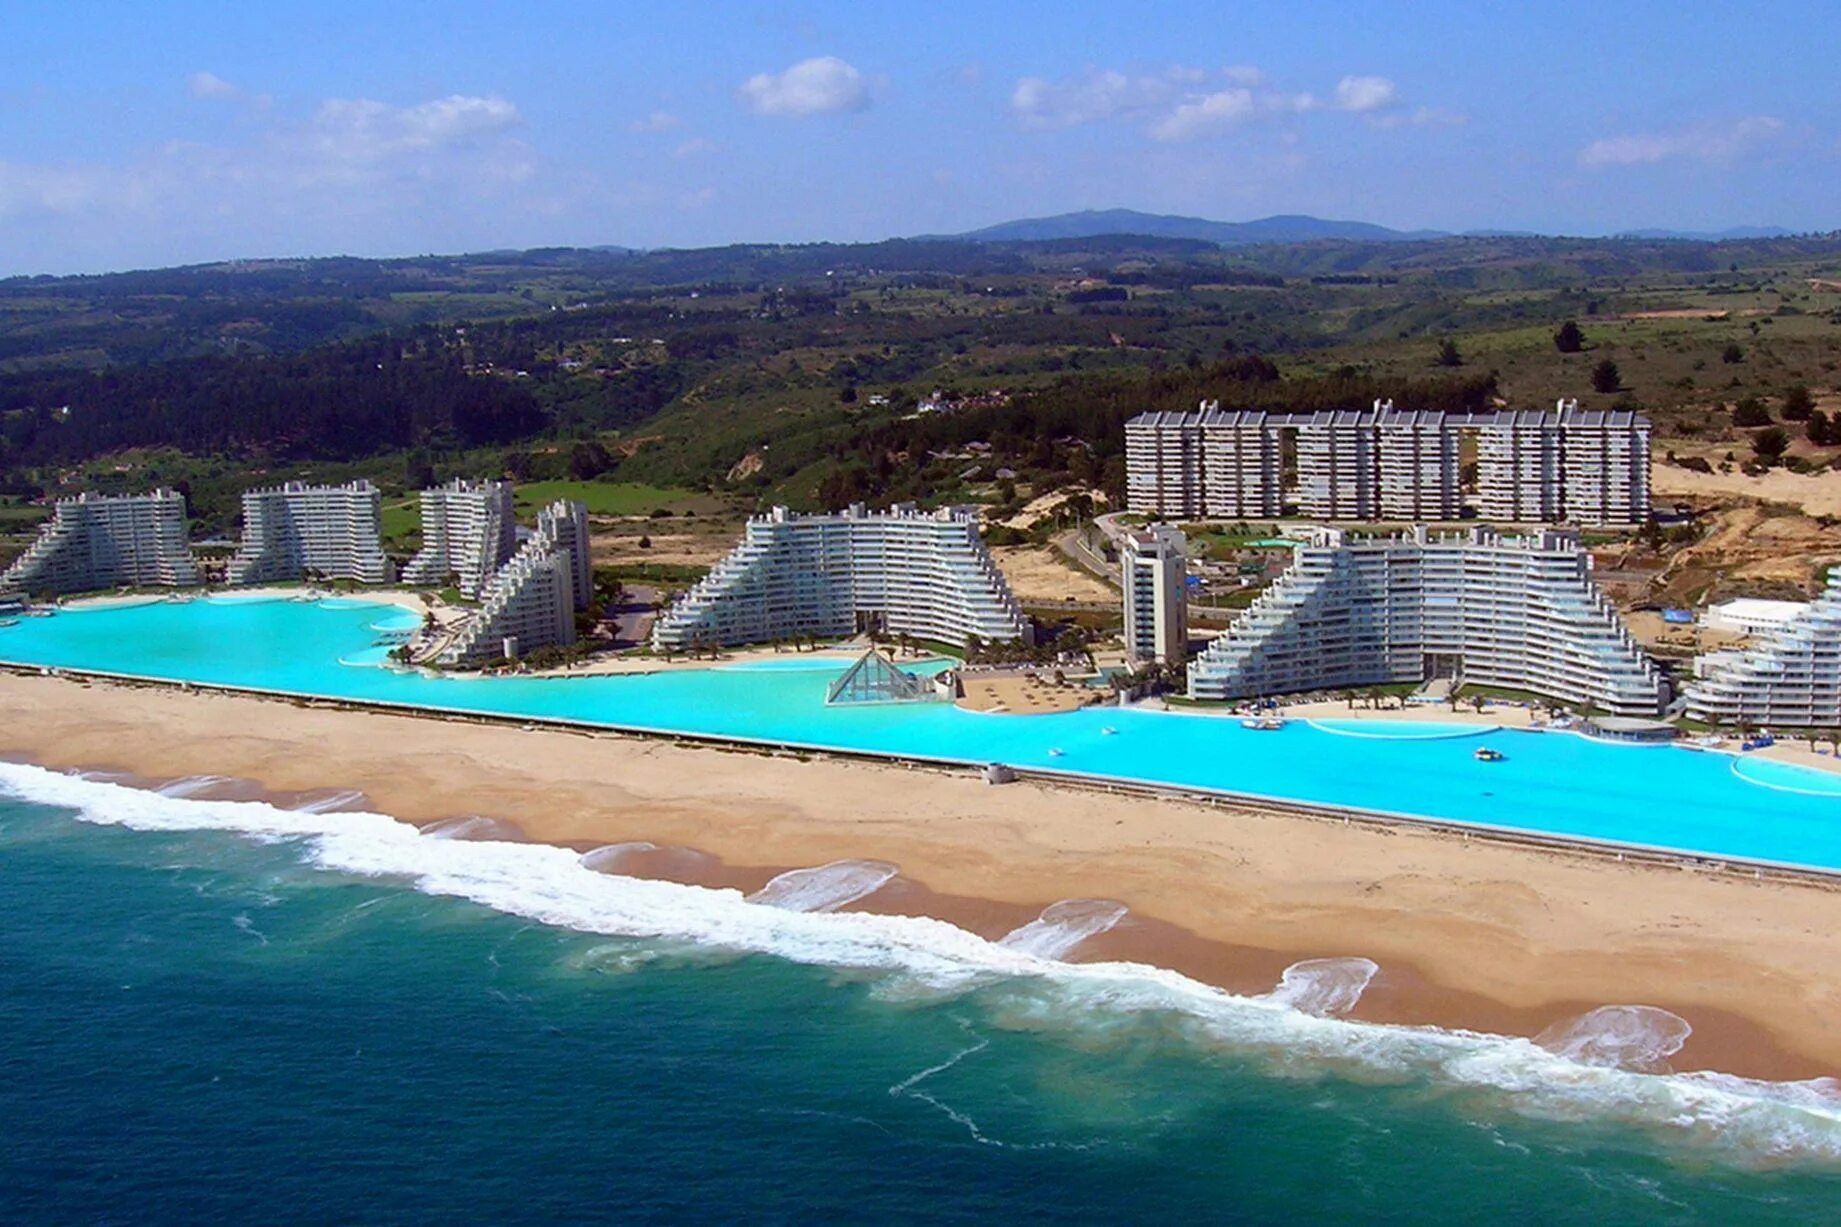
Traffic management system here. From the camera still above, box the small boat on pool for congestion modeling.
[1241,716,1286,731]
[1474,746,1506,763]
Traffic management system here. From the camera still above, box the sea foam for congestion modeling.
[999,899,1129,960]
[5,759,1841,1168]
[749,859,899,912]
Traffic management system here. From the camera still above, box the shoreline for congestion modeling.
[4,672,1841,1080]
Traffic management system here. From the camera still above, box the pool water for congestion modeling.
[3,595,1840,870]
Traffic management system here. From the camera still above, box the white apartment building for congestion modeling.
[1187,525,1666,715]
[228,480,395,585]
[1557,404,1651,528]
[402,479,517,597]
[1121,525,1187,665]
[1126,400,1649,527]
[437,527,578,667]
[652,503,1032,651]
[1125,410,1206,519]
[535,498,594,611]
[1376,407,1462,520]
[1685,575,1841,727]
[1296,408,1383,520]
[1199,406,1284,518]
[0,489,199,598]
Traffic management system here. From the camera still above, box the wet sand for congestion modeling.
[2,671,1839,1081]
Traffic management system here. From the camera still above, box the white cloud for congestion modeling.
[306,94,522,163]
[187,71,239,100]
[1012,66,1431,142]
[1579,116,1785,167]
[1331,75,1398,114]
[1148,89,1257,142]
[1009,67,1197,129]
[672,137,716,160]
[739,56,869,117]
[628,109,684,133]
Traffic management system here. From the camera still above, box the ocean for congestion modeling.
[4,768,1841,1224]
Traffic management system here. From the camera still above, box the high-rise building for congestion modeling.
[437,521,578,667]
[402,479,517,598]
[1296,408,1383,520]
[652,503,1031,651]
[1199,405,1283,518]
[1558,404,1651,528]
[1125,400,1649,526]
[1685,574,1841,727]
[1121,525,1188,665]
[1474,410,1564,523]
[228,481,395,585]
[1186,525,1666,715]
[535,498,594,611]
[1376,406,1462,520]
[1125,410,1206,519]
[0,489,198,598]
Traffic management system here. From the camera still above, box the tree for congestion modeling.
[1435,338,1463,367]
[1751,426,1790,463]
[1554,321,1585,353]
[1722,342,1745,364]
[1781,385,1815,421]
[1808,410,1835,447]
[1732,397,1772,428]
[1590,359,1621,394]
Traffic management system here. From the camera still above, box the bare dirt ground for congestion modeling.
[589,518,736,570]
[1597,501,1841,609]
[991,544,1117,605]
[1651,461,1841,519]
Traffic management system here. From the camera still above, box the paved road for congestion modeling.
[607,583,660,649]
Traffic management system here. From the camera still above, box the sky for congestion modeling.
[0,0,1836,275]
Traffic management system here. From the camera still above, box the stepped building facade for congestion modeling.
[1187,526,1666,715]
[402,479,517,597]
[228,480,394,585]
[1126,400,1649,527]
[0,489,198,598]
[1685,575,1841,727]
[436,499,592,666]
[652,503,1031,651]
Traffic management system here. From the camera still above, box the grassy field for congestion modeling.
[512,480,724,518]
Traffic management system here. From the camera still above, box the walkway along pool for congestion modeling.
[3,595,1841,872]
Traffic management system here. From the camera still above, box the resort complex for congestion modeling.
[652,503,1031,651]
[1127,399,1650,526]
[0,489,199,598]
[430,498,594,666]
[228,480,395,586]
[1187,525,1668,715]
[402,479,517,598]
[1686,575,1841,728]
[1121,524,1188,665]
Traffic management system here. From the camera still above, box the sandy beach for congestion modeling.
[4,670,1841,1080]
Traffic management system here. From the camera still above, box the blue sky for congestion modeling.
[0,0,1834,274]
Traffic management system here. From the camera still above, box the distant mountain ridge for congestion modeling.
[1614,226,1795,241]
[933,209,1449,246]
[927,208,1799,247]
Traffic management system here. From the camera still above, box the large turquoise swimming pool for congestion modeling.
[4,595,1841,869]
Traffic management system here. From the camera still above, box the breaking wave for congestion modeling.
[156,774,231,798]
[748,859,900,912]
[5,759,1841,1169]
[1265,957,1379,1018]
[579,842,659,873]
[1536,1005,1693,1072]
[288,789,367,814]
[999,899,1129,960]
